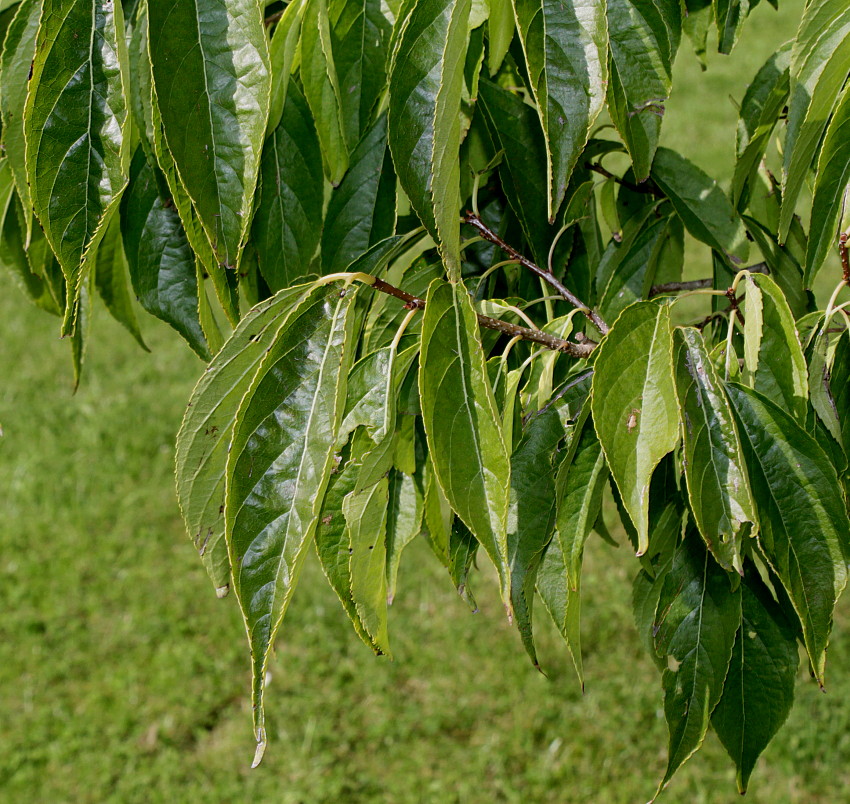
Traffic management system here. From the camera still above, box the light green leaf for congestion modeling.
[674,328,755,574]
[225,281,358,765]
[487,0,514,74]
[513,0,608,218]
[780,0,850,241]
[148,0,271,267]
[253,80,324,291]
[386,468,424,603]
[592,301,679,555]
[24,0,130,333]
[652,535,741,794]
[651,147,749,266]
[266,0,305,136]
[322,113,397,275]
[726,382,848,683]
[806,82,850,285]
[388,0,470,279]
[712,565,799,794]
[420,279,511,604]
[176,283,314,595]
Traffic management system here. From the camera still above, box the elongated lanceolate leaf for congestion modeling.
[726,382,848,683]
[806,82,850,285]
[321,114,396,275]
[24,0,129,333]
[120,153,209,360]
[176,284,314,594]
[487,0,514,74]
[592,301,679,555]
[712,566,799,794]
[226,281,358,765]
[674,328,755,574]
[148,0,270,268]
[780,0,850,241]
[253,81,324,291]
[388,0,470,279]
[386,468,424,603]
[512,0,607,218]
[606,0,679,181]
[1,0,40,246]
[266,0,305,136]
[652,535,741,796]
[420,279,511,604]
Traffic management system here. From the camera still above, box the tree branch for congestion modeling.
[649,263,769,297]
[364,277,595,358]
[463,212,609,335]
[841,232,849,284]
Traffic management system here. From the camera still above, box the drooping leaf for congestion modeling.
[321,113,397,275]
[714,0,748,54]
[385,468,424,603]
[512,0,608,218]
[651,147,749,266]
[148,0,271,267]
[253,80,324,291]
[176,284,313,595]
[652,534,741,795]
[120,152,209,360]
[487,0,514,74]
[225,280,358,765]
[780,0,850,241]
[24,0,130,333]
[806,82,850,286]
[673,327,755,574]
[592,301,679,555]
[711,565,799,794]
[388,0,470,279]
[726,382,848,683]
[420,279,512,604]
[266,0,305,136]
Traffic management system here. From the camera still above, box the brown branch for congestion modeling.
[649,263,769,297]
[584,162,664,197]
[463,212,609,335]
[366,277,594,358]
[840,232,849,283]
[264,9,284,27]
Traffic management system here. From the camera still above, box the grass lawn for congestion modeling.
[4,1,850,801]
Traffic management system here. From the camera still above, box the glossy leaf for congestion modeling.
[148,0,271,267]
[266,0,305,136]
[24,0,130,332]
[420,279,511,603]
[225,281,358,764]
[726,382,848,683]
[388,0,470,279]
[513,0,608,218]
[592,301,679,555]
[253,81,324,291]
[674,328,755,574]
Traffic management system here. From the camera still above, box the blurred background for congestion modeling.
[3,0,850,801]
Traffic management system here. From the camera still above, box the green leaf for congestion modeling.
[266,0,305,136]
[711,565,799,794]
[831,332,850,458]
[673,328,755,574]
[731,44,792,210]
[651,147,749,266]
[780,0,850,241]
[487,0,514,74]
[253,80,324,292]
[449,517,479,609]
[806,82,850,285]
[388,0,470,279]
[329,0,393,148]
[0,0,40,246]
[726,382,848,683]
[807,321,846,454]
[512,0,608,218]
[176,283,313,595]
[301,0,349,185]
[225,280,358,765]
[741,272,808,423]
[714,0,747,54]
[120,152,209,361]
[24,0,130,333]
[94,216,147,351]
[652,535,741,794]
[70,278,92,391]
[607,0,679,181]
[420,279,512,605]
[386,468,424,603]
[148,0,271,267]
[592,301,679,555]
[321,113,396,275]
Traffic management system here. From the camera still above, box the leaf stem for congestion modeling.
[463,212,609,335]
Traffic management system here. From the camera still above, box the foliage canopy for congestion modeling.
[2,0,850,796]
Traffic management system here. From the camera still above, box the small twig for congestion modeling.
[726,288,745,327]
[264,9,284,26]
[584,162,664,197]
[463,212,609,335]
[840,232,849,283]
[650,263,769,297]
[366,277,594,358]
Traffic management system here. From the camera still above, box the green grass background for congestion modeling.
[4,2,850,801]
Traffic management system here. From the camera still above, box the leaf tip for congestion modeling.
[251,728,267,768]
[215,584,230,599]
